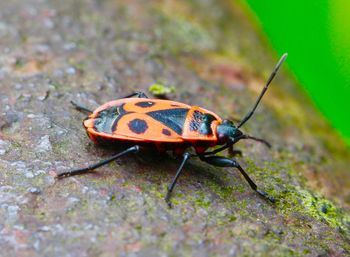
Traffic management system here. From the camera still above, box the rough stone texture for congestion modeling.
[1,0,349,256]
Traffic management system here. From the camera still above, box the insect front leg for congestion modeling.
[165,152,191,208]
[56,145,140,178]
[199,155,275,203]
[228,145,242,157]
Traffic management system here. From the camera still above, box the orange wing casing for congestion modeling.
[84,98,191,143]
[83,98,222,144]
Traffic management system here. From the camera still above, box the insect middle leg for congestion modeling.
[199,155,275,203]
[56,145,140,178]
[165,152,191,207]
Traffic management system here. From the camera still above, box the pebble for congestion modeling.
[24,170,35,178]
[28,187,41,195]
[0,140,7,156]
[27,114,36,118]
[65,67,76,75]
[7,205,20,218]
[34,169,45,176]
[63,42,76,50]
[39,226,51,232]
[35,135,52,153]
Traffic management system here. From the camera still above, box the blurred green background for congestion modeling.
[243,1,350,148]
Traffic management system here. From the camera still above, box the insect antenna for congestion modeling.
[237,53,288,128]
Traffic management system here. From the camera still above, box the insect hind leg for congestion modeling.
[123,91,149,98]
[70,101,93,114]
[56,145,140,178]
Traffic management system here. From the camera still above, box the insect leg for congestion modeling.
[202,143,233,156]
[202,134,271,157]
[56,145,140,178]
[165,152,191,207]
[202,144,242,157]
[70,101,93,114]
[71,92,149,114]
[228,145,242,157]
[199,155,275,203]
[122,92,149,98]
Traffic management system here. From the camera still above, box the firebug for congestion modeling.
[57,53,288,207]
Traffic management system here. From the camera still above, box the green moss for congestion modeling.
[135,224,142,231]
[299,189,350,231]
[277,185,350,232]
[192,192,211,208]
[73,62,87,74]
[141,183,166,202]
[303,249,311,255]
[10,140,22,149]
[148,83,175,96]
[14,57,25,68]
[239,154,350,235]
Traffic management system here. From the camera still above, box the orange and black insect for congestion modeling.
[57,54,288,206]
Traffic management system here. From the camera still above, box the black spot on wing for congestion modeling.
[128,119,148,134]
[162,128,171,136]
[147,108,189,135]
[135,101,155,108]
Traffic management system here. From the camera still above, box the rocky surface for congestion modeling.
[0,0,349,256]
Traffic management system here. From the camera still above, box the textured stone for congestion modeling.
[0,0,349,256]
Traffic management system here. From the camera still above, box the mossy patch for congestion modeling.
[273,182,350,235]
[148,83,175,96]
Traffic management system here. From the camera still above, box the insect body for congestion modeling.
[84,98,222,153]
[57,54,288,207]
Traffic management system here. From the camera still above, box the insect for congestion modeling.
[57,53,288,207]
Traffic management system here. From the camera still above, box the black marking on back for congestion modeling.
[128,119,148,134]
[135,101,156,108]
[94,104,127,134]
[162,128,171,136]
[147,108,189,135]
[189,111,203,131]
[111,107,126,132]
[189,111,216,135]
